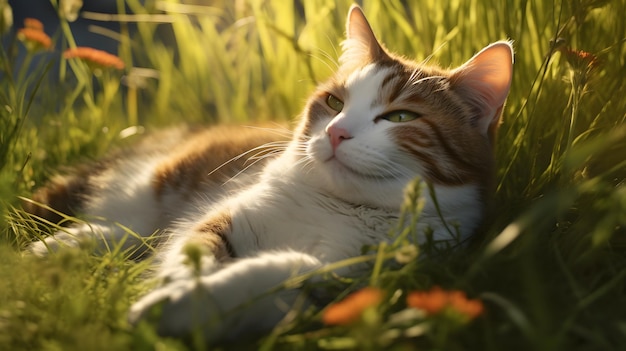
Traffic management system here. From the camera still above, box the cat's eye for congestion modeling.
[380,110,421,123]
[326,94,344,112]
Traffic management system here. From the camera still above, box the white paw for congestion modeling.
[129,251,323,340]
[129,278,228,339]
[27,231,84,256]
[156,253,221,283]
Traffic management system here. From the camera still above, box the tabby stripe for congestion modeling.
[400,130,430,148]
[387,78,407,104]
[380,71,398,90]
[221,232,236,258]
[419,118,480,174]
[382,70,424,105]
[399,141,461,185]
[193,212,236,260]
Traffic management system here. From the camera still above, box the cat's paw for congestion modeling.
[129,278,227,339]
[129,252,322,340]
[26,223,149,258]
[27,230,86,256]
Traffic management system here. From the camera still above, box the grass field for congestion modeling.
[1,0,626,350]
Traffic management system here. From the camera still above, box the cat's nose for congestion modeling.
[326,124,352,152]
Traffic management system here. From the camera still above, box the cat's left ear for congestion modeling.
[340,5,389,69]
[451,41,514,140]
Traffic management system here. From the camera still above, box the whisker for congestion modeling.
[241,124,294,139]
[207,141,292,177]
[410,75,446,87]
[310,47,340,73]
[247,148,288,161]
[221,155,276,185]
[403,66,424,90]
[221,139,317,185]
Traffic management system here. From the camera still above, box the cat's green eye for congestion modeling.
[381,111,421,123]
[326,94,344,112]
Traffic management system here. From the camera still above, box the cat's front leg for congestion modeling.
[129,251,323,341]
[28,222,138,257]
[28,225,88,256]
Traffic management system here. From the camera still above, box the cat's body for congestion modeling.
[26,6,513,341]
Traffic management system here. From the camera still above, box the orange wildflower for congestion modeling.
[23,18,44,31]
[63,47,125,70]
[322,287,384,326]
[17,27,52,51]
[447,290,484,320]
[406,286,448,315]
[406,286,483,320]
[559,47,601,73]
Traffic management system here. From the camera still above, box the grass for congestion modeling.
[1,0,625,349]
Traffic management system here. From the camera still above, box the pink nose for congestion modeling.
[326,124,352,151]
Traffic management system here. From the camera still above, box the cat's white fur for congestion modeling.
[29,5,513,341]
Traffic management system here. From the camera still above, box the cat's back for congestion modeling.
[151,124,289,199]
[26,124,289,230]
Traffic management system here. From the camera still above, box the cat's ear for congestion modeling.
[451,41,514,140]
[340,5,389,69]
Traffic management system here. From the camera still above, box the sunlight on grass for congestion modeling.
[0,0,625,350]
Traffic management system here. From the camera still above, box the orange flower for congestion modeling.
[447,290,483,320]
[17,27,52,51]
[23,18,44,31]
[63,47,125,70]
[559,47,601,73]
[407,286,483,320]
[406,286,448,315]
[322,287,383,325]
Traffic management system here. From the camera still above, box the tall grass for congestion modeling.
[1,0,625,350]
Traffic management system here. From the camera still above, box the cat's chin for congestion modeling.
[325,156,387,181]
[310,162,404,210]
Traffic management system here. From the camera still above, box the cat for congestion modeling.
[26,5,513,341]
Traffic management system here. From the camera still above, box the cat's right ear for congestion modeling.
[339,5,388,69]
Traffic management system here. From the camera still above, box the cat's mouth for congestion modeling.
[326,156,387,181]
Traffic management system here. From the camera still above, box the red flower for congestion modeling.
[322,287,384,325]
[63,47,125,70]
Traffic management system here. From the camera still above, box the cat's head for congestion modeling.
[293,5,513,210]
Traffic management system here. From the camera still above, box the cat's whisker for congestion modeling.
[374,166,406,181]
[413,46,446,74]
[242,124,294,139]
[246,148,288,161]
[327,37,340,65]
[376,161,414,181]
[420,41,448,67]
[410,75,447,87]
[226,143,314,184]
[207,141,291,177]
[403,66,424,90]
[222,156,275,185]
[311,47,340,72]
[291,156,316,175]
[222,145,301,184]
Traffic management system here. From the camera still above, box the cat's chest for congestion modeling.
[229,186,398,261]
